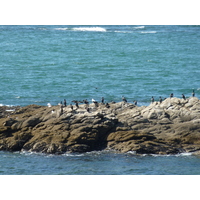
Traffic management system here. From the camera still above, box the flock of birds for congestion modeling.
[58,96,137,110]
[151,89,195,104]
[47,90,196,112]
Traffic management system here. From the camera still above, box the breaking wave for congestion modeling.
[54,28,69,31]
[50,26,158,34]
[114,31,132,33]
[0,103,15,107]
[72,27,107,32]
[54,27,107,32]
[134,26,145,29]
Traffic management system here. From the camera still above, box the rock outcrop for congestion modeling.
[0,97,200,155]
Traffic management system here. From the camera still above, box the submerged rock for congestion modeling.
[0,97,200,155]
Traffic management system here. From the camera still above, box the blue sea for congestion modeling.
[1,151,200,175]
[0,25,200,175]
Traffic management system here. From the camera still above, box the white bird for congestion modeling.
[92,98,96,103]
[92,98,98,107]
[47,103,52,107]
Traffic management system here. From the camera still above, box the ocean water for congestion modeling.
[0,25,200,175]
[1,151,200,175]
[0,25,199,107]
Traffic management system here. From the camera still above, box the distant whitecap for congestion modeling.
[54,28,69,31]
[72,27,106,32]
[114,31,131,33]
[134,26,145,29]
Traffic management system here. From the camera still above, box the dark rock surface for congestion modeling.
[0,97,200,155]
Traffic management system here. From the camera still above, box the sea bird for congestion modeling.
[105,103,110,108]
[151,96,154,103]
[170,93,173,98]
[159,96,162,103]
[133,100,137,105]
[72,100,79,108]
[192,90,195,97]
[83,99,89,105]
[92,98,97,103]
[47,103,52,107]
[75,102,79,108]
[122,96,127,103]
[182,94,186,100]
[92,98,98,107]
[64,99,67,107]
[86,106,90,112]
[101,97,104,104]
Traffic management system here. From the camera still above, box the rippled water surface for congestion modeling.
[0,25,199,107]
[0,151,200,175]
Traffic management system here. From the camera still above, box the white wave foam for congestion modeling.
[151,154,172,157]
[54,28,69,31]
[150,152,193,157]
[72,27,106,32]
[127,151,136,154]
[114,31,131,33]
[0,103,15,107]
[114,31,125,33]
[63,153,84,157]
[20,150,50,157]
[38,28,47,30]
[134,26,145,29]
[141,31,157,34]
[177,152,193,156]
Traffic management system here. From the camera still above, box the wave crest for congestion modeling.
[54,28,69,31]
[141,31,157,34]
[54,27,107,32]
[72,27,106,32]
[134,26,145,29]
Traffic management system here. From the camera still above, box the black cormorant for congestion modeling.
[182,94,186,100]
[64,99,67,107]
[122,96,127,102]
[192,90,195,97]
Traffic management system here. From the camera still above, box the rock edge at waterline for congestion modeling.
[0,97,200,155]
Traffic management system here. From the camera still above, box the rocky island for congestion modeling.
[0,97,200,155]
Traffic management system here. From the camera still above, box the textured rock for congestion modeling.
[0,97,200,155]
